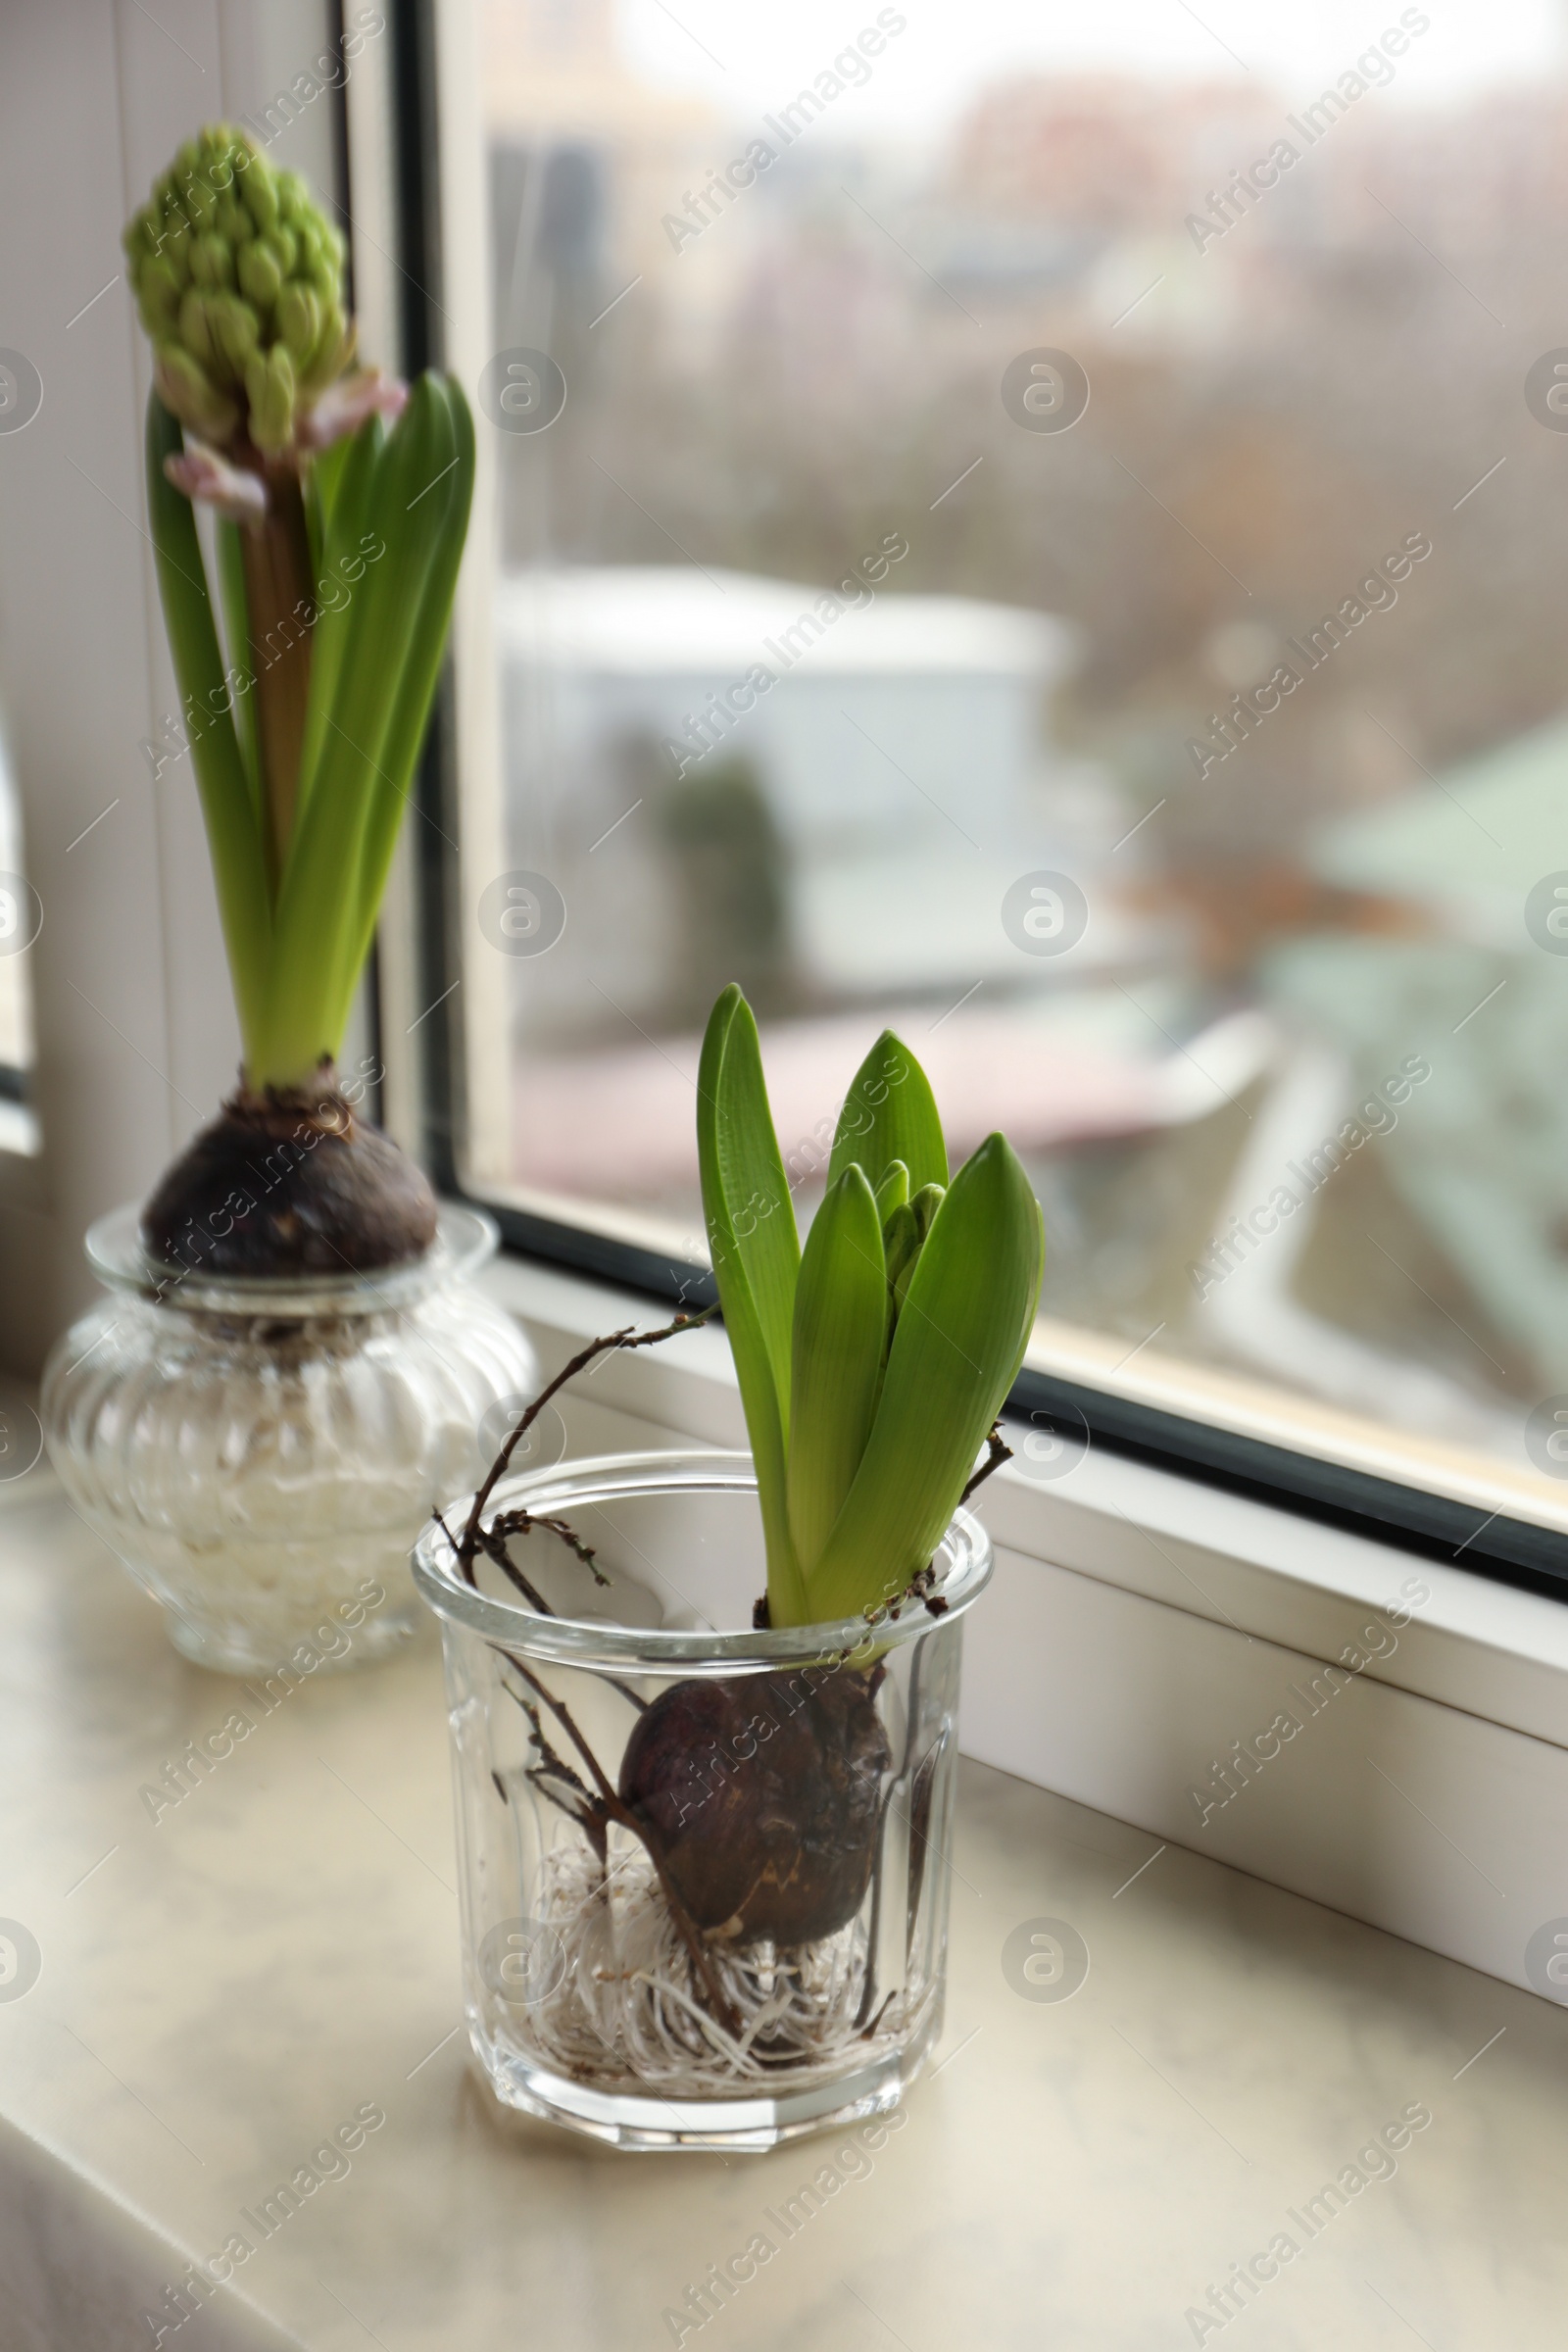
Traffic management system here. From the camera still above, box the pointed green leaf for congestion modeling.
[294,409,382,824]
[213,515,261,844]
[828,1028,948,1195]
[145,393,271,1064]
[786,1164,886,1577]
[259,377,454,1079]
[882,1200,918,1295]
[312,430,354,534]
[806,1132,1044,1624]
[873,1160,908,1224]
[697,986,806,1621]
[327,378,475,1046]
[909,1181,945,1239]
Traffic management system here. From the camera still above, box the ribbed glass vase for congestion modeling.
[43,1203,535,1675]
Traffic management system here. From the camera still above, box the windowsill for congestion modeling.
[4,1488,1560,2348]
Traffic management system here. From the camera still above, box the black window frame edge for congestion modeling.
[384,0,1568,1610]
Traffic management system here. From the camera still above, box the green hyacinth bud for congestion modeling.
[156,212,193,286]
[883,1182,946,1326]
[275,281,319,367]
[138,255,182,334]
[122,205,157,264]
[244,344,296,453]
[176,288,215,368]
[178,157,218,229]
[207,293,259,376]
[188,231,233,291]
[882,1201,918,1294]
[235,238,281,313]
[301,304,351,391]
[909,1182,945,1241]
[155,343,240,443]
[126,123,349,454]
[242,167,278,236]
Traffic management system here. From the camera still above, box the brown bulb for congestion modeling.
[618,1664,891,1946]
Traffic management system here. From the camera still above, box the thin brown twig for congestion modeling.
[959,1422,1012,1505]
[495,1506,607,1584]
[459,1307,715,1573]
[482,1534,555,1613]
[442,1511,648,1714]
[501,1648,742,2039]
[447,1308,746,2038]
[526,1771,597,1836]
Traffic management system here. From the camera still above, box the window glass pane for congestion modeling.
[460,0,1568,1531]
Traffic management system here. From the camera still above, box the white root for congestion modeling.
[498,1828,929,2096]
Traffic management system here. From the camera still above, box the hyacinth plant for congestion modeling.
[442,989,1045,2003]
[122,125,473,1269]
[699,986,1045,1628]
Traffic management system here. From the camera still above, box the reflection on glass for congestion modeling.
[468,0,1568,1517]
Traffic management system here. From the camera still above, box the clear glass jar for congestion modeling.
[414,1449,993,2152]
[42,1203,536,1676]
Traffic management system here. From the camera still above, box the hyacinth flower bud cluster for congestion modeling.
[876,1165,946,1327]
[122,123,356,459]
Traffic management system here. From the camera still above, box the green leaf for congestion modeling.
[873,1160,908,1224]
[213,516,261,846]
[909,1181,945,1239]
[312,427,354,529]
[326,377,474,1048]
[301,433,353,594]
[882,1200,918,1296]
[145,393,271,1063]
[697,986,806,1623]
[805,1132,1044,1624]
[828,1028,948,1196]
[786,1164,886,1577]
[294,411,382,821]
[258,377,455,1082]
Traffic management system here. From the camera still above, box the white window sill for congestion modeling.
[482,1250,1568,2004]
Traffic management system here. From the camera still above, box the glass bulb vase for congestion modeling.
[414,1448,993,2152]
[43,1202,537,1676]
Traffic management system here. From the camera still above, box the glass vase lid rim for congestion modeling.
[83,1200,498,1315]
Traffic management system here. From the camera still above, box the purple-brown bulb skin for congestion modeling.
[141,1078,437,1276]
[618,1663,891,1947]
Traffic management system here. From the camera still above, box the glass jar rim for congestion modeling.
[414,1447,995,1670]
[84,1200,498,1316]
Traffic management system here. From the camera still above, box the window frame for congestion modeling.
[378,0,1568,1607]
